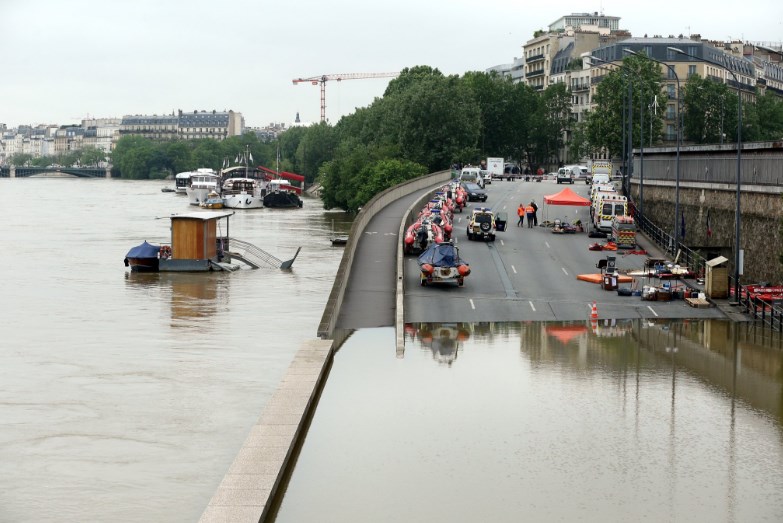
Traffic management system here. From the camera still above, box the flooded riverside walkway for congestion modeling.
[271,320,783,522]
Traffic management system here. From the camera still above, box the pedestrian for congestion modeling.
[525,203,535,228]
[517,204,525,227]
[530,200,538,226]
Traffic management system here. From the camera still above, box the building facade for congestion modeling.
[119,110,244,141]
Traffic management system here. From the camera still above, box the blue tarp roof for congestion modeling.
[417,243,465,267]
[125,241,160,259]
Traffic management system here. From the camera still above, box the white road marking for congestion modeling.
[647,306,659,317]
[511,265,517,274]
[529,301,536,311]
[562,267,568,275]
[384,232,397,236]
[469,299,476,310]
[500,239,505,246]
[545,241,551,249]
[365,231,378,235]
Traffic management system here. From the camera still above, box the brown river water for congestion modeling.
[3,177,783,522]
[0,177,351,522]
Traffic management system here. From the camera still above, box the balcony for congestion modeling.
[527,53,545,63]
[527,68,545,78]
[571,83,589,92]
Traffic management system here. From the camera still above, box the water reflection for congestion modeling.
[272,319,783,522]
[405,323,471,365]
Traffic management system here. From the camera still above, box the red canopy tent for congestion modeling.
[544,187,591,206]
[543,186,591,223]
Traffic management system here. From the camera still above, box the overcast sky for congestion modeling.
[2,0,781,129]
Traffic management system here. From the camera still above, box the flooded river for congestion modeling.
[0,177,351,522]
[271,321,783,522]
[3,177,783,522]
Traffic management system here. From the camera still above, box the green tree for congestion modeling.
[683,75,734,144]
[755,91,783,140]
[78,146,106,167]
[585,54,665,157]
[528,82,572,167]
[112,135,156,179]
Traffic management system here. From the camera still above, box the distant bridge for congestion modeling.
[0,166,113,178]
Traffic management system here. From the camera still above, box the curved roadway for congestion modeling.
[336,177,725,330]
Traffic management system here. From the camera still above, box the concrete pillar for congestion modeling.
[105,166,111,178]
[10,165,15,178]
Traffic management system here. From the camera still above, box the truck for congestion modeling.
[587,160,613,185]
[486,157,504,182]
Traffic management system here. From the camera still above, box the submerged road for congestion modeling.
[337,176,725,327]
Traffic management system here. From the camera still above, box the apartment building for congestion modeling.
[119,110,244,141]
[591,37,757,141]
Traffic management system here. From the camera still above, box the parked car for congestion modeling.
[466,207,506,241]
[460,182,487,202]
[556,170,574,184]
[459,167,485,188]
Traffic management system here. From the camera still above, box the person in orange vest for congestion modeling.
[517,204,525,227]
[525,203,535,228]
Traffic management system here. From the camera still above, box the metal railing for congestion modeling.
[632,208,708,278]
[738,290,783,331]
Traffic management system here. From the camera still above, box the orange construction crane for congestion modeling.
[292,72,399,122]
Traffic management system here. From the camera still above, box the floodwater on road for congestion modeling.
[0,177,351,523]
[271,320,783,523]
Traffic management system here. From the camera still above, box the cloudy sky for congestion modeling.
[1,0,781,128]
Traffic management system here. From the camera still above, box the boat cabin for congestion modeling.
[160,210,234,271]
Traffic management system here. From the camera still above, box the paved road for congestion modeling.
[404,178,726,323]
[336,191,426,329]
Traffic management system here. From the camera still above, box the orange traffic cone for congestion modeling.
[590,301,598,319]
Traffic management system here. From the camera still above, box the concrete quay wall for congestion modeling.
[200,170,451,522]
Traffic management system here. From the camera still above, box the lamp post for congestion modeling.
[589,55,633,192]
[624,48,681,252]
[669,46,742,303]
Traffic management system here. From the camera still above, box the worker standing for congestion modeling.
[530,200,538,226]
[525,203,535,228]
[517,204,525,227]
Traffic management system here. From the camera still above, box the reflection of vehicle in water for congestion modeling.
[405,323,471,365]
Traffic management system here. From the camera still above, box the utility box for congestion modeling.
[705,256,729,299]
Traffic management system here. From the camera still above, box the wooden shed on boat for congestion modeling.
[158,210,235,271]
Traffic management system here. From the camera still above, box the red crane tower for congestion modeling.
[292,72,399,122]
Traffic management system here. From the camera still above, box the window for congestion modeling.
[666,105,676,119]
[688,65,696,77]
[667,84,676,98]
[668,67,677,79]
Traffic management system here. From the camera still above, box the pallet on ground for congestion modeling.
[685,297,712,308]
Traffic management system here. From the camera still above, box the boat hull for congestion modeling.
[223,194,263,209]
[125,257,160,272]
[263,192,302,208]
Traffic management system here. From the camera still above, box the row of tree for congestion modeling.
[578,54,783,160]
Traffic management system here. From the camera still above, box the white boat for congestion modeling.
[222,177,267,209]
[174,171,192,194]
[186,169,220,206]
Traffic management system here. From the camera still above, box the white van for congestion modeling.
[591,173,610,185]
[459,167,484,188]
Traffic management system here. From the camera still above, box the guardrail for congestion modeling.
[317,170,452,340]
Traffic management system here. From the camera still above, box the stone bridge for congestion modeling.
[0,166,112,178]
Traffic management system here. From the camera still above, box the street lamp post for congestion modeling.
[589,55,632,194]
[669,46,742,303]
[624,48,680,252]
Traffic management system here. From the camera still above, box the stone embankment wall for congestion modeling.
[630,182,783,285]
